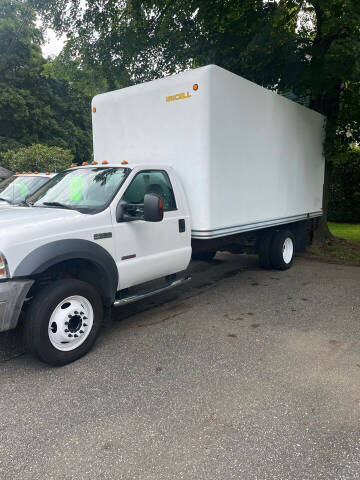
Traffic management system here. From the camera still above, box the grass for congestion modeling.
[308,222,360,265]
[328,222,360,243]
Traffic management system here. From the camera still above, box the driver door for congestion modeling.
[112,169,191,290]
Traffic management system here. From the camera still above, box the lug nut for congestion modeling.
[68,315,72,318]
[74,311,78,314]
[83,324,88,327]
[74,334,78,338]
[65,321,68,325]
[80,312,84,315]
[80,330,84,334]
[68,334,73,337]
[65,329,69,332]
[83,317,87,320]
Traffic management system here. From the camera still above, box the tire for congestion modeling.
[192,251,216,261]
[258,231,274,269]
[23,279,103,366]
[270,230,295,270]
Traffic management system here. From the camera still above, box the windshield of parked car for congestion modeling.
[30,167,130,213]
[0,176,50,204]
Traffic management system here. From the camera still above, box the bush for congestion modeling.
[1,144,74,173]
[328,149,360,223]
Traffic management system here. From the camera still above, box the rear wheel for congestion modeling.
[258,231,275,269]
[270,230,295,270]
[191,251,216,261]
[23,279,103,366]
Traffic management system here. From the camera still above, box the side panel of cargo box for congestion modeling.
[191,66,325,239]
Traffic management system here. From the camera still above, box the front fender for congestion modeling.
[14,239,118,305]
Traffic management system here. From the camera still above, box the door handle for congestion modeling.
[178,219,185,233]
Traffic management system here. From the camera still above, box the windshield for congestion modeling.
[0,176,50,204]
[30,167,130,213]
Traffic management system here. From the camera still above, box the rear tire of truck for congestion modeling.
[191,251,216,261]
[270,230,295,270]
[258,231,274,269]
[23,279,103,366]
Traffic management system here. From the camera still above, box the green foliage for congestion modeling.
[328,149,360,222]
[2,144,73,172]
[0,0,92,162]
[329,222,360,242]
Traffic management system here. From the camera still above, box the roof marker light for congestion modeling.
[70,163,76,168]
[102,161,109,165]
[22,171,26,174]
[92,107,96,113]
[82,161,89,166]
[34,171,38,174]
[46,172,51,175]
[28,171,32,174]
[16,172,19,175]
[92,161,98,165]
[121,160,128,165]
[193,83,199,91]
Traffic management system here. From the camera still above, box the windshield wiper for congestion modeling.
[18,200,32,207]
[42,202,75,210]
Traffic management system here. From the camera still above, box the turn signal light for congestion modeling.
[102,160,109,165]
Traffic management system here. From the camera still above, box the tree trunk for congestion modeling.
[309,1,341,245]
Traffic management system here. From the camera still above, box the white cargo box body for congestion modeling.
[92,65,325,239]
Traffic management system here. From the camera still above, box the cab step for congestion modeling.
[113,276,191,307]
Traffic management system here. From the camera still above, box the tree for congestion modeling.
[2,143,73,172]
[0,0,93,163]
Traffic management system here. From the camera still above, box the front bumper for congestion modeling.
[0,279,34,332]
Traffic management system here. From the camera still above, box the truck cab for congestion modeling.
[0,163,191,365]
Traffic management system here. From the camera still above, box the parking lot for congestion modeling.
[0,253,360,480]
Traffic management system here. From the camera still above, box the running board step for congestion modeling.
[113,276,192,307]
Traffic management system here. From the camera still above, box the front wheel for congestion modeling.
[23,279,103,366]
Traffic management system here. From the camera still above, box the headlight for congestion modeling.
[0,252,9,279]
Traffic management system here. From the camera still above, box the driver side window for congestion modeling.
[122,170,176,218]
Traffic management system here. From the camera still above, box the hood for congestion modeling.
[0,206,81,249]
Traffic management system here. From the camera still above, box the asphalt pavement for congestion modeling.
[0,253,359,480]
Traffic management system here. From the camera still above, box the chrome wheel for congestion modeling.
[48,295,94,352]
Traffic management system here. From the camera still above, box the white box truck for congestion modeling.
[0,65,325,365]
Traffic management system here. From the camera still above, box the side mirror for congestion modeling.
[144,193,164,222]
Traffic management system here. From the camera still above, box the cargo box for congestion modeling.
[92,65,325,239]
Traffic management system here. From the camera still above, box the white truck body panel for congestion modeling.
[92,65,325,239]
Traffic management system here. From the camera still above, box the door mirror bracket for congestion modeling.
[116,194,163,223]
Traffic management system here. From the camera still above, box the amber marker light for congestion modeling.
[92,161,98,165]
[82,161,89,166]
[193,83,199,91]
[34,171,38,174]
[46,171,50,175]
[102,160,109,165]
[15,171,19,175]
[22,171,26,174]
[28,171,32,174]
[70,163,76,168]
[121,160,128,165]
[92,107,96,113]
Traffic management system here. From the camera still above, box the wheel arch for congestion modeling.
[14,239,118,306]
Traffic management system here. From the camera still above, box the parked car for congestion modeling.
[0,172,56,207]
[0,65,325,365]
